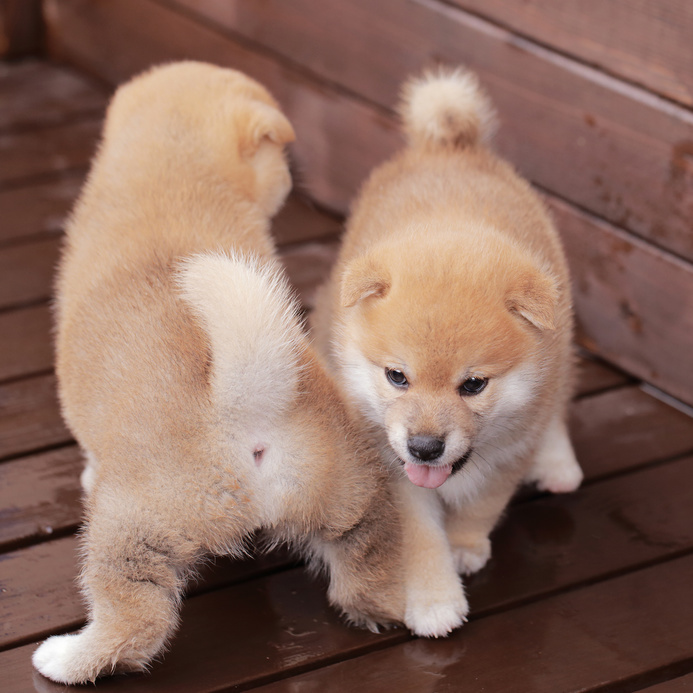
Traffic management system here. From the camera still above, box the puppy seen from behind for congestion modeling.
[32,61,458,685]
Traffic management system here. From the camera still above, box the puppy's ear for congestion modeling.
[507,266,559,331]
[341,255,391,308]
[239,101,296,156]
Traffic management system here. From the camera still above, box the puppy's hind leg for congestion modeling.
[33,504,201,685]
[307,484,405,634]
[526,415,583,494]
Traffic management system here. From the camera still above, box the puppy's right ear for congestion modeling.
[239,101,296,157]
[340,255,391,307]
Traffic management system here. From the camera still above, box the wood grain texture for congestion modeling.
[0,374,68,461]
[0,118,101,187]
[9,535,693,690]
[0,237,61,310]
[0,305,53,382]
[0,60,106,132]
[450,0,693,108]
[550,196,693,405]
[639,673,693,692]
[3,437,693,650]
[0,534,295,650]
[574,357,631,397]
[163,0,693,262]
[251,555,693,693]
[571,386,693,480]
[0,173,84,245]
[0,446,82,551]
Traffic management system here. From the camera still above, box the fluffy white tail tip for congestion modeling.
[399,67,497,149]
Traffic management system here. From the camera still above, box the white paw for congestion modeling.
[404,583,469,637]
[33,633,95,685]
[452,538,491,575]
[533,458,583,494]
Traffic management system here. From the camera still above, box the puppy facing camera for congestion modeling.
[312,66,583,630]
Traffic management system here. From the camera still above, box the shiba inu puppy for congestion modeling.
[32,61,430,685]
[312,67,583,627]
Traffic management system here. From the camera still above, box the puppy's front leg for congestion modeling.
[397,479,468,637]
[33,511,200,684]
[444,473,520,576]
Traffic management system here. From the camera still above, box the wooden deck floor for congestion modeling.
[2,61,693,693]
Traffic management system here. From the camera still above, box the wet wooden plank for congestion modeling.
[640,673,693,692]
[0,118,101,187]
[449,0,693,108]
[0,374,68,461]
[0,446,82,551]
[0,305,53,383]
[0,61,107,132]
[251,555,693,693]
[0,172,84,245]
[160,0,693,262]
[470,455,693,613]
[8,532,693,691]
[4,453,693,658]
[0,238,61,310]
[0,535,295,651]
[570,386,693,480]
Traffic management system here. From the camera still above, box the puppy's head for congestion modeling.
[104,61,295,216]
[336,229,559,489]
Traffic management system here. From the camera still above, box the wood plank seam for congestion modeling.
[435,0,693,113]
[152,0,396,118]
[0,165,90,194]
[0,423,72,464]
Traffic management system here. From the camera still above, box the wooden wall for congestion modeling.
[40,0,693,405]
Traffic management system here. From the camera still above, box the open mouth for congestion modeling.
[402,450,472,489]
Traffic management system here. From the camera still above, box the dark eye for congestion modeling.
[386,368,408,388]
[459,377,487,396]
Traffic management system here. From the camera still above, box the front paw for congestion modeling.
[452,537,491,575]
[404,580,469,637]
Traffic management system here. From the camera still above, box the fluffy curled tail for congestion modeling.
[178,252,305,427]
[398,66,497,149]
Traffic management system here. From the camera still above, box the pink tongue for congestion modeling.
[404,462,453,489]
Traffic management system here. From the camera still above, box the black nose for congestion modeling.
[407,435,445,461]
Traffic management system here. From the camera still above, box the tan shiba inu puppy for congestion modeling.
[313,67,583,629]
[32,61,433,685]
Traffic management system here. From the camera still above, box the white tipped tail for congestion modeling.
[178,253,305,426]
[399,67,497,149]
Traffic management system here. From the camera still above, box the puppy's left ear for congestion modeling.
[507,266,559,331]
[341,255,391,308]
[239,101,296,156]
